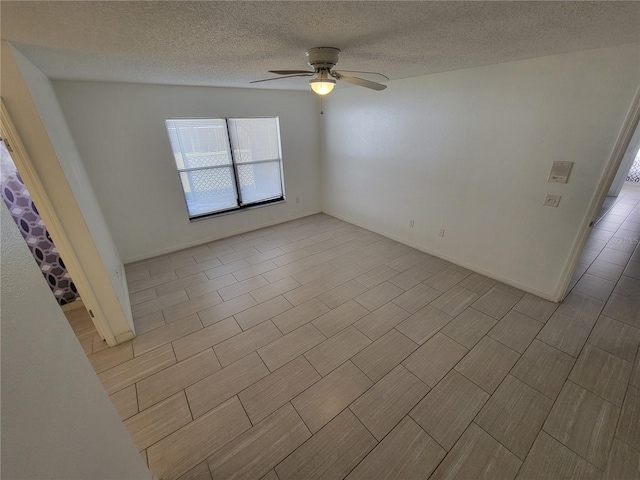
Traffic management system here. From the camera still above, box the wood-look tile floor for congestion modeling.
[70,189,640,480]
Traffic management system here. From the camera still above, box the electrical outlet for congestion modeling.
[544,194,561,207]
[409,219,415,228]
[295,197,300,203]
[439,229,445,237]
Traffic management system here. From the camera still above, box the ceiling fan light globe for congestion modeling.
[309,78,336,95]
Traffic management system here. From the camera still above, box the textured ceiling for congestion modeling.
[1,1,639,91]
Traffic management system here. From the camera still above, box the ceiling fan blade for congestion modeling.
[334,70,389,80]
[268,70,315,75]
[338,75,387,91]
[250,73,314,84]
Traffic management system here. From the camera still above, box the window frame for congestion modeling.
[165,116,286,221]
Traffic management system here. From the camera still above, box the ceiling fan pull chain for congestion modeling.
[320,96,324,115]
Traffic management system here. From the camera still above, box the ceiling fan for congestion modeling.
[251,47,388,95]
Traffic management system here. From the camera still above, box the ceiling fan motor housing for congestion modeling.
[306,47,340,71]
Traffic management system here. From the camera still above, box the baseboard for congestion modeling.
[124,209,323,265]
[322,209,557,302]
[123,205,556,301]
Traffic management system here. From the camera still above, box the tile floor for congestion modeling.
[69,187,640,480]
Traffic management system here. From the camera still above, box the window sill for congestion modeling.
[188,197,286,223]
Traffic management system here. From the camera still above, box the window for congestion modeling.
[165,117,285,219]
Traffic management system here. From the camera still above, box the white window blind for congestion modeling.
[165,117,285,218]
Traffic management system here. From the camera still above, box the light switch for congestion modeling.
[548,161,573,183]
[544,194,561,207]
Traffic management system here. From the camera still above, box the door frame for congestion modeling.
[1,99,117,345]
[555,85,640,301]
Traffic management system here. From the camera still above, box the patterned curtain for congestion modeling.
[1,140,79,305]
[626,148,640,184]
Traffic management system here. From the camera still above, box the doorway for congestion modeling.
[0,97,138,346]
[1,139,81,306]
[565,97,640,296]
[0,137,104,352]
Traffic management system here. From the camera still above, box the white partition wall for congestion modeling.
[0,202,152,480]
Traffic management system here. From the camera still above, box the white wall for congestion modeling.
[2,42,135,343]
[322,43,640,299]
[53,81,322,262]
[0,202,151,480]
